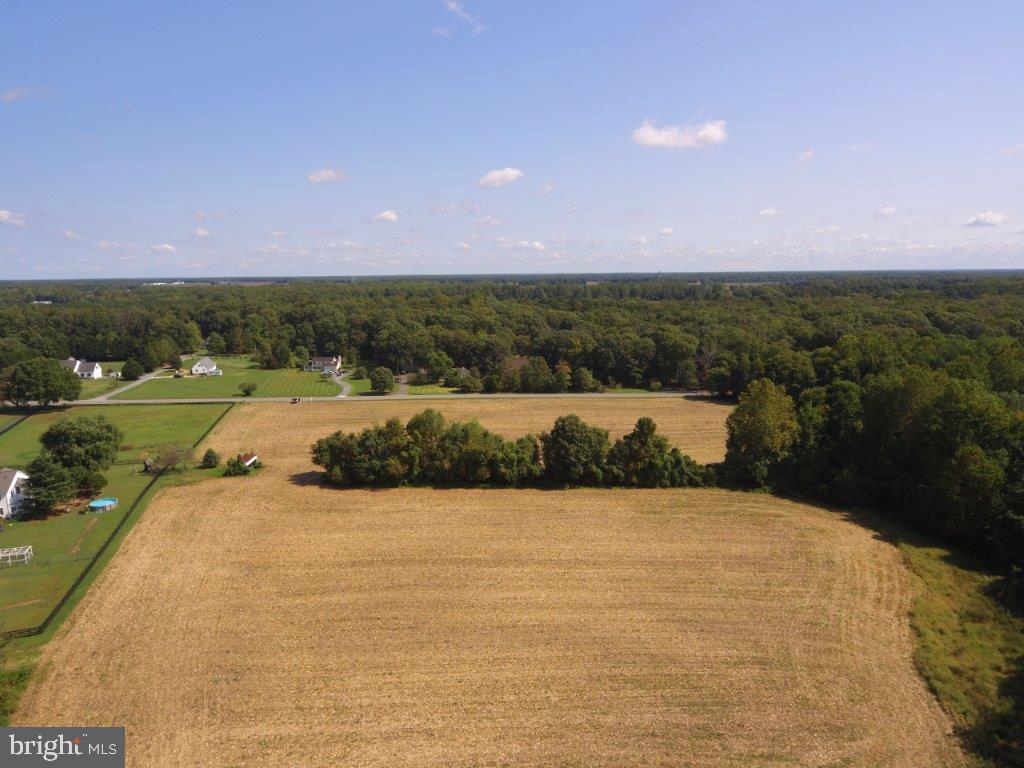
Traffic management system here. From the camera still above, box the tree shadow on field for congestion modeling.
[288,471,326,487]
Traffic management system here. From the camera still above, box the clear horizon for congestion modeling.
[2,1,1023,278]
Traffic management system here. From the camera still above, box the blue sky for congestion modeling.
[2,1,1022,278]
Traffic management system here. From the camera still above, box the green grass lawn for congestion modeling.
[76,362,125,399]
[0,411,26,433]
[345,377,374,395]
[111,357,339,399]
[607,387,649,394]
[0,404,230,629]
[258,368,340,397]
[408,383,459,395]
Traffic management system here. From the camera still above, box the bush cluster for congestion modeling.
[311,410,712,489]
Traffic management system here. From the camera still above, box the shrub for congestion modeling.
[222,457,250,477]
[121,358,145,381]
[239,382,258,397]
[200,448,221,468]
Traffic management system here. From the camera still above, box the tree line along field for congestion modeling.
[13,454,961,765]
[110,356,341,400]
[0,404,230,629]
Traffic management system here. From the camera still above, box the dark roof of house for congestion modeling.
[0,468,28,497]
[78,361,101,374]
[308,357,340,364]
[193,356,216,369]
[59,357,79,369]
[238,452,258,465]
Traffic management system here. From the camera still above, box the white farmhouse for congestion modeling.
[303,356,341,374]
[0,468,29,519]
[191,356,221,376]
[59,357,103,379]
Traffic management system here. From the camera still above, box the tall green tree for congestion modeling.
[724,378,798,487]
[0,357,81,406]
[370,366,396,394]
[541,414,609,486]
[24,452,76,516]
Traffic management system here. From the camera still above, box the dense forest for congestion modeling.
[1,272,1023,576]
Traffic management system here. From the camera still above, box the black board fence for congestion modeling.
[0,413,31,439]
[0,403,234,642]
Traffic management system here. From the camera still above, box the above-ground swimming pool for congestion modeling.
[88,497,119,512]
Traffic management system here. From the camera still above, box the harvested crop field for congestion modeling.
[205,395,733,471]
[16,460,961,765]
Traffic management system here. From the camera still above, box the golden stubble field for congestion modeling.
[15,398,962,767]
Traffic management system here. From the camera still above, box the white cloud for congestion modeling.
[477,167,523,188]
[796,149,816,164]
[432,26,454,37]
[0,210,27,227]
[844,141,876,152]
[443,0,484,33]
[434,200,481,215]
[268,229,287,238]
[630,235,648,245]
[632,119,727,149]
[93,240,138,253]
[964,211,1010,227]
[149,243,177,254]
[62,229,84,241]
[477,214,502,226]
[307,167,346,184]
[1,87,29,103]
[876,205,897,218]
[758,208,784,217]
[498,238,546,251]
[999,144,1024,156]
[540,181,555,195]
[810,225,842,234]
[658,227,675,236]
[373,209,399,222]
[456,241,471,251]
[190,226,211,239]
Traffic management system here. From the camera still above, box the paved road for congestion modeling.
[55,390,708,406]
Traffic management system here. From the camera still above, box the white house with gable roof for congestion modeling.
[0,468,29,519]
[190,356,222,376]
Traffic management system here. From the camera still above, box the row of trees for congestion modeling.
[723,375,1024,572]
[311,411,713,489]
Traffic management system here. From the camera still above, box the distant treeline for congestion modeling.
[2,273,1024,396]
[311,410,713,489]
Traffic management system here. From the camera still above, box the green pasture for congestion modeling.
[0,404,229,628]
[111,357,339,399]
